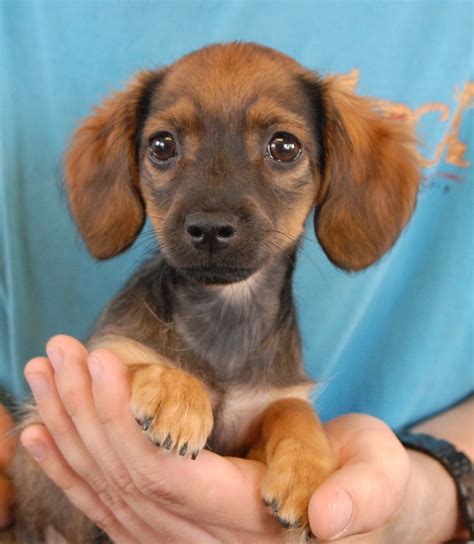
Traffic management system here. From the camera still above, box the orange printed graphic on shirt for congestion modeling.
[344,70,473,171]
[444,82,474,168]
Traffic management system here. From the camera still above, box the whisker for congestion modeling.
[263,229,328,287]
[144,300,169,328]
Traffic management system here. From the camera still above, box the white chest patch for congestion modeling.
[214,271,263,305]
[212,383,314,455]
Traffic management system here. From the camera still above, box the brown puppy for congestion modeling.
[10,42,420,542]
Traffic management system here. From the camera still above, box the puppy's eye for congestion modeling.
[267,132,302,162]
[148,132,177,163]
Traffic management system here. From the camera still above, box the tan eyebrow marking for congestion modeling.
[245,96,312,140]
[144,97,202,136]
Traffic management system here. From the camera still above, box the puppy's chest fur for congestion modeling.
[174,271,282,380]
[93,253,312,455]
[173,272,312,454]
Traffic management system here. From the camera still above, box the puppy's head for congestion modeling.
[65,43,420,283]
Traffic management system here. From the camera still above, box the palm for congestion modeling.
[19,337,412,543]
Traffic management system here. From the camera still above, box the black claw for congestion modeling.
[304,529,315,542]
[153,439,161,448]
[271,499,280,514]
[291,518,303,529]
[179,443,188,456]
[191,450,199,460]
[142,417,152,431]
[163,434,173,450]
[276,516,290,529]
[262,497,272,507]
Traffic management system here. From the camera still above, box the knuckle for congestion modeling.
[104,465,138,499]
[368,467,400,521]
[88,509,117,534]
[87,472,113,497]
[96,405,119,427]
[97,486,126,512]
[114,475,138,499]
[135,471,175,503]
[49,422,73,443]
[61,389,83,418]
[85,471,132,517]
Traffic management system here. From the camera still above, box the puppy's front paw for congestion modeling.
[262,439,337,536]
[131,365,213,459]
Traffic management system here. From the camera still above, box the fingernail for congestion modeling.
[47,345,63,372]
[22,441,46,461]
[88,355,102,382]
[25,374,50,400]
[327,489,353,539]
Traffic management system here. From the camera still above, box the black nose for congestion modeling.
[184,212,238,252]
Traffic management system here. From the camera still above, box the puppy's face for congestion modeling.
[65,43,420,280]
[138,48,321,283]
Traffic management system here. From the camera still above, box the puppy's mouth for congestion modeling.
[178,266,255,285]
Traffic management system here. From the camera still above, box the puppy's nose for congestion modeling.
[184,212,238,252]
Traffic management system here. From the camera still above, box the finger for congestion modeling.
[0,475,14,528]
[0,406,17,528]
[24,356,98,474]
[48,338,210,542]
[42,336,163,542]
[24,354,114,484]
[20,424,136,544]
[309,415,410,541]
[89,351,285,540]
[88,350,249,514]
[45,337,137,495]
[88,349,193,500]
[0,405,15,470]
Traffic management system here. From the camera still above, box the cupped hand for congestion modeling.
[308,415,460,543]
[21,335,461,543]
[0,404,15,528]
[21,335,283,544]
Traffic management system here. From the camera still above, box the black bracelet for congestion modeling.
[397,430,474,540]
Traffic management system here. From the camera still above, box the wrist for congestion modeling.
[410,450,464,542]
[387,450,461,543]
[398,428,473,542]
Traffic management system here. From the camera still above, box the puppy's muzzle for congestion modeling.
[184,212,238,253]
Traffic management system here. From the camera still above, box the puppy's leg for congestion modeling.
[247,398,337,535]
[89,336,214,457]
[89,335,214,458]
[130,364,214,458]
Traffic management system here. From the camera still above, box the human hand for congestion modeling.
[20,335,284,543]
[0,404,15,528]
[308,414,462,543]
[20,335,464,543]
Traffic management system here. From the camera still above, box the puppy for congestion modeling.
[10,42,420,542]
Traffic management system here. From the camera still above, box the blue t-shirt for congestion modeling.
[1,1,472,429]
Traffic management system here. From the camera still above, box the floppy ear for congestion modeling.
[65,70,162,259]
[306,74,421,271]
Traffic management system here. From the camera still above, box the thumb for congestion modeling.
[308,416,410,541]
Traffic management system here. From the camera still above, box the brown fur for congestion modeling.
[65,70,161,259]
[248,398,337,529]
[314,75,420,270]
[9,42,421,542]
[131,364,214,455]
